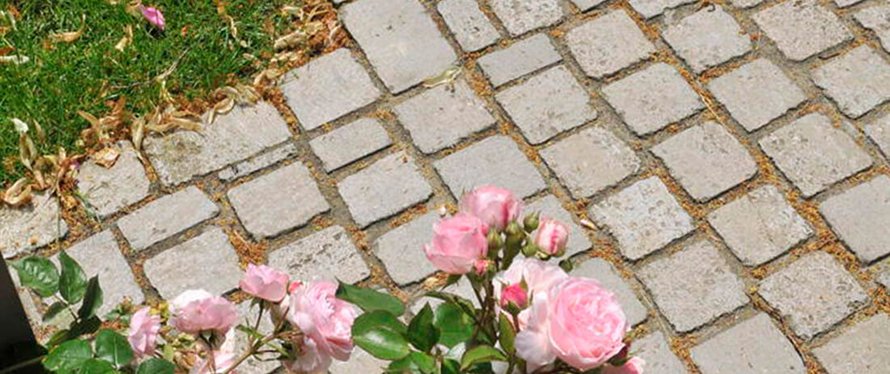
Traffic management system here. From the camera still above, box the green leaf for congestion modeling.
[425,291,477,318]
[68,316,102,340]
[498,314,516,354]
[236,324,265,341]
[43,301,69,322]
[433,303,474,347]
[441,359,461,374]
[136,358,175,374]
[336,281,405,316]
[352,310,410,360]
[58,251,88,304]
[46,329,70,348]
[94,329,134,368]
[77,276,103,320]
[11,256,59,297]
[43,339,92,371]
[460,345,506,370]
[387,352,437,374]
[80,358,116,373]
[407,303,439,352]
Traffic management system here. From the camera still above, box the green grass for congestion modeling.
[0,0,293,183]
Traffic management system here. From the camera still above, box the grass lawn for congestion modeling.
[0,0,301,184]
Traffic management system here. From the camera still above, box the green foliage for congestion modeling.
[460,345,506,371]
[336,281,405,316]
[352,310,411,361]
[433,302,474,348]
[77,276,103,320]
[58,251,87,304]
[43,339,92,372]
[136,358,176,374]
[10,256,59,297]
[94,329,133,368]
[388,351,437,374]
[407,303,439,353]
[497,314,516,354]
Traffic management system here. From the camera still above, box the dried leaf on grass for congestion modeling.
[92,146,120,169]
[206,84,259,124]
[0,55,29,64]
[115,24,133,52]
[48,14,86,44]
[2,178,32,207]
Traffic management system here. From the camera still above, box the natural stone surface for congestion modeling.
[835,0,864,8]
[525,195,592,256]
[628,0,696,19]
[572,259,647,326]
[565,10,655,78]
[570,0,606,11]
[759,113,872,197]
[437,0,499,52]
[234,303,279,373]
[341,0,457,93]
[394,80,495,153]
[76,142,150,218]
[118,186,219,251]
[820,176,890,264]
[144,102,292,186]
[338,152,432,227]
[0,193,68,258]
[57,231,143,315]
[855,5,890,53]
[309,118,391,172]
[281,49,381,130]
[812,46,890,118]
[228,163,329,239]
[540,127,640,198]
[879,263,890,289]
[496,65,597,144]
[691,314,806,374]
[708,59,806,131]
[663,7,751,73]
[218,143,298,182]
[731,0,764,9]
[759,251,869,340]
[865,113,890,158]
[143,227,242,298]
[490,0,563,36]
[652,122,757,201]
[753,0,852,61]
[330,348,387,373]
[477,33,561,87]
[590,177,695,260]
[814,314,890,374]
[638,239,748,332]
[375,211,440,285]
[634,331,688,374]
[434,136,546,199]
[268,226,370,284]
[708,186,812,266]
[602,63,704,135]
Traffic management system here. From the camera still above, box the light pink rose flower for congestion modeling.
[287,281,359,368]
[534,218,569,256]
[240,264,289,302]
[602,357,645,374]
[493,258,567,327]
[282,337,332,374]
[499,283,528,310]
[170,290,238,335]
[190,351,237,374]
[424,213,489,275]
[128,307,161,359]
[140,5,165,30]
[516,277,627,371]
[459,185,522,231]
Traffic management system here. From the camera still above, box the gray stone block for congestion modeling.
[434,136,546,199]
[310,118,391,172]
[663,7,751,73]
[540,127,639,198]
[820,176,890,264]
[477,33,561,87]
[490,0,564,36]
[437,0,499,52]
[708,59,806,131]
[339,152,432,227]
[813,46,890,118]
[634,331,688,374]
[76,142,150,219]
[268,226,370,284]
[813,314,890,374]
[375,212,440,285]
[570,0,607,11]
[218,143,299,182]
[143,227,242,298]
[566,10,655,79]
[865,113,890,159]
[752,0,852,61]
[691,314,805,374]
[879,263,890,289]
[330,348,388,373]
[525,195,592,257]
[835,0,864,8]
[118,186,218,251]
[572,258,647,326]
[855,5,890,54]
[0,193,68,258]
[730,0,763,8]
[629,0,696,19]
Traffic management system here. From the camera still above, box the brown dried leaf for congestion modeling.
[2,178,32,207]
[423,66,462,88]
[92,147,120,169]
[115,25,133,52]
[0,55,28,64]
[131,117,145,151]
[48,14,86,44]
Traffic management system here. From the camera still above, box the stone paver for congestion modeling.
[394,80,495,153]
[330,348,387,373]
[628,0,696,19]
[758,251,869,340]
[865,113,890,159]
[879,263,890,289]
[434,136,546,199]
[855,5,890,53]
[310,119,391,172]
[572,259,647,326]
[813,314,890,374]
[490,0,563,36]
[437,0,499,52]
[338,152,432,227]
[663,7,751,73]
[634,331,687,374]
[653,122,757,201]
[118,186,219,251]
[0,193,68,259]
[218,143,299,182]
[57,231,143,315]
[228,163,329,239]
[570,0,606,11]
[540,127,640,198]
[753,0,852,61]
[477,33,561,87]
[602,63,704,136]
[731,0,763,9]
[819,175,890,264]
[708,186,812,266]
[143,227,242,298]
[813,46,890,118]
[496,65,597,144]
[144,102,292,186]
[691,314,806,374]
[590,177,695,260]
[281,49,381,130]
[375,211,440,285]
[759,113,872,197]
[835,0,864,8]
[638,239,748,332]
[341,0,457,93]
[76,142,150,219]
[708,59,807,132]
[566,10,655,79]
[234,302,279,373]
[525,195,592,257]
[268,226,370,284]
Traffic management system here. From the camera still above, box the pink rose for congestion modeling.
[287,281,359,368]
[170,290,238,335]
[459,185,522,231]
[128,308,161,359]
[534,218,569,256]
[282,337,331,374]
[516,277,627,371]
[603,357,645,374]
[240,264,289,302]
[499,283,528,310]
[140,5,165,30]
[494,258,567,327]
[424,213,490,275]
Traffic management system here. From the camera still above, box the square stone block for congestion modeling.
[540,127,640,198]
[708,59,806,131]
[339,152,432,227]
[478,33,561,87]
[753,0,852,61]
[525,195,592,257]
[629,0,696,19]
[118,186,219,251]
[310,118,391,172]
[375,212,440,285]
[57,231,143,315]
[566,10,655,79]
[634,332,687,374]
[814,314,890,374]
[812,46,890,118]
[572,259,647,326]
[730,0,764,9]
[820,176,890,264]
[218,143,299,182]
[268,226,370,284]
[865,113,890,159]
[855,5,890,54]
[0,193,68,258]
[664,7,750,74]
[76,142,150,219]
[490,0,563,36]
[434,136,546,199]
[438,0,499,52]
[143,227,242,298]
[691,314,806,374]
[569,0,606,11]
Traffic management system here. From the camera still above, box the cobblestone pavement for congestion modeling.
[4,0,890,373]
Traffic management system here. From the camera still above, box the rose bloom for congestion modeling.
[240,264,289,302]
[424,213,489,275]
[499,283,528,310]
[190,330,238,374]
[287,281,359,372]
[128,307,161,359]
[516,277,627,371]
[602,357,645,374]
[140,5,165,30]
[459,185,522,231]
[282,337,330,374]
[533,218,569,256]
[494,258,567,326]
[170,290,238,335]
